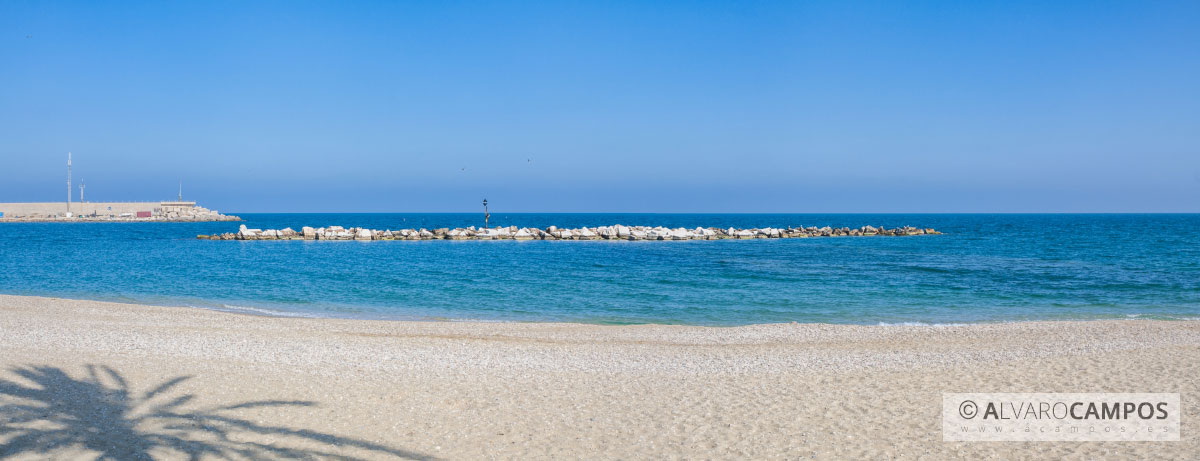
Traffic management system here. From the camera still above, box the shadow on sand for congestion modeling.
[0,365,433,460]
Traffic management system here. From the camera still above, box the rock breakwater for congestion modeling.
[199,224,941,241]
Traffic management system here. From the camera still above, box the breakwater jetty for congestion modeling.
[200,224,940,241]
[0,201,239,222]
[2,153,239,222]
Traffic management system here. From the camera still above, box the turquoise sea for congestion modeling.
[1,214,1198,325]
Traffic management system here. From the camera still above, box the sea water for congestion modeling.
[1,213,1197,325]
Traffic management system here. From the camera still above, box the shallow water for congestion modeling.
[1,213,1198,325]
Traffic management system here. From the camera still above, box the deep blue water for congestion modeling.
[1,214,1198,325]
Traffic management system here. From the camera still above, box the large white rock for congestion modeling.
[616,225,631,238]
[355,228,373,240]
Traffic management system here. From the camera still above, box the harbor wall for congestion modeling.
[0,202,162,217]
[0,202,238,221]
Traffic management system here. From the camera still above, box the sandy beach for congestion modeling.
[0,294,1196,459]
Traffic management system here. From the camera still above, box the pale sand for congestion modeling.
[0,295,1196,459]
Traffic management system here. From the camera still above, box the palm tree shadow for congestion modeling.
[0,365,435,460]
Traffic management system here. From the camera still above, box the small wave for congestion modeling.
[445,317,514,323]
[872,315,1200,326]
[904,265,956,274]
[1118,313,1200,321]
[875,321,969,327]
[197,304,328,319]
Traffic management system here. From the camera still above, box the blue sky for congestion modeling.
[1,1,1197,212]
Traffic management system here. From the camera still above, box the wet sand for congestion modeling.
[1,294,1196,459]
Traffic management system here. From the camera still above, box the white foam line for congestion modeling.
[196,304,329,319]
[875,321,971,327]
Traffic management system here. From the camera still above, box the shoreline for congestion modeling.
[7,292,1199,327]
[2,294,1197,458]
[4,294,1198,372]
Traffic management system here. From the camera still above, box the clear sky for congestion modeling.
[1,1,1197,212]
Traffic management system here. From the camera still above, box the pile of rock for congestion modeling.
[199,224,940,241]
[158,204,239,221]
